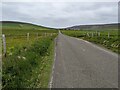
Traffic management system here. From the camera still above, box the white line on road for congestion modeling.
[49,38,57,89]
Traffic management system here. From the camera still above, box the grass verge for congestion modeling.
[2,36,56,88]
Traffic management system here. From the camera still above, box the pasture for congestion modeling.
[1,22,58,88]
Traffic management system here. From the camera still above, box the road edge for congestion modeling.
[62,33,118,57]
[49,37,57,89]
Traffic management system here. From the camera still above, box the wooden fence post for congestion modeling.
[98,32,101,37]
[108,32,110,38]
[2,34,6,57]
[45,33,46,37]
[51,33,52,36]
[87,33,89,37]
[92,32,94,37]
[27,33,29,41]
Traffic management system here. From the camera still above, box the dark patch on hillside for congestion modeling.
[65,23,118,30]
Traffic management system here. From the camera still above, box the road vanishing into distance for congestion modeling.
[50,32,118,88]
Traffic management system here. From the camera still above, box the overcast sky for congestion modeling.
[1,0,119,28]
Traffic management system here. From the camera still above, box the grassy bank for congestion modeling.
[2,36,56,88]
[1,22,58,88]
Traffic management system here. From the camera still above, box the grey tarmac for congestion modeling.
[51,32,118,88]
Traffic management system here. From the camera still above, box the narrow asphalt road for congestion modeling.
[51,32,118,88]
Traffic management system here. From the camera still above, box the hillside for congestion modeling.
[1,21,54,30]
[65,23,118,30]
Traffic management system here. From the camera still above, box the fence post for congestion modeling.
[45,33,46,37]
[92,32,94,37]
[27,33,29,41]
[51,33,52,36]
[108,32,110,38]
[98,32,101,37]
[87,33,89,37]
[2,34,6,57]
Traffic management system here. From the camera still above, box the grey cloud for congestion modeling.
[1,2,118,28]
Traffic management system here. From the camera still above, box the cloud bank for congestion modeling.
[1,2,118,28]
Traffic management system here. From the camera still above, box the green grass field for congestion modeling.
[61,29,119,54]
[1,21,119,88]
[1,22,58,88]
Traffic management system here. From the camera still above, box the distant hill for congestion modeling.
[0,21,55,30]
[65,23,118,30]
[1,21,118,30]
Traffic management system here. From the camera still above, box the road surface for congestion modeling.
[51,32,118,88]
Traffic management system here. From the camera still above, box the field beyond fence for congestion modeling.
[1,22,58,88]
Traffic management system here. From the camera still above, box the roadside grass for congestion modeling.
[1,22,58,88]
[32,40,55,88]
[61,30,119,54]
[2,36,56,88]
